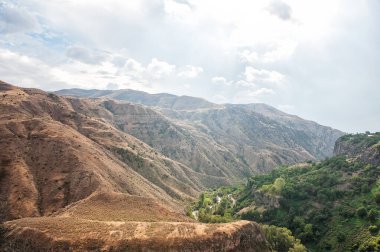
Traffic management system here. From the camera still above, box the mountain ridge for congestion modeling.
[56,87,344,175]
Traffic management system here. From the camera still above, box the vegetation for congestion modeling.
[339,132,380,149]
[189,133,380,251]
[262,225,307,252]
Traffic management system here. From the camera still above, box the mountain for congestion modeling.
[57,88,344,175]
[190,132,380,251]
[0,81,273,251]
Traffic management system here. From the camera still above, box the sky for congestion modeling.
[0,0,379,133]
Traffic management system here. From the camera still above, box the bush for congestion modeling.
[261,225,307,252]
[337,232,346,242]
[368,209,378,222]
[369,225,378,234]
[374,192,380,205]
[357,207,368,218]
[241,210,261,222]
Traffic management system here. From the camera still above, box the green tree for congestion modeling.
[368,209,378,222]
[274,177,286,194]
[357,207,368,218]
[374,192,380,205]
[262,225,307,252]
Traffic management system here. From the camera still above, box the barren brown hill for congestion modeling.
[0,81,233,222]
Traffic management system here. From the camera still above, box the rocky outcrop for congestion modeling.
[334,133,380,166]
[252,191,281,209]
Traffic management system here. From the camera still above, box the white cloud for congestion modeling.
[240,40,297,63]
[178,65,203,78]
[0,48,61,89]
[147,58,176,79]
[234,80,255,88]
[244,67,285,84]
[123,58,145,78]
[0,2,39,34]
[164,0,193,24]
[239,50,259,64]
[211,76,231,86]
[66,46,109,64]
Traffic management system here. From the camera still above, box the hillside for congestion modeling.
[57,88,344,175]
[189,133,380,251]
[0,81,207,222]
[0,81,273,251]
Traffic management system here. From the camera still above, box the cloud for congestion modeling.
[123,58,145,78]
[147,58,176,79]
[211,76,231,86]
[178,65,203,78]
[66,46,108,64]
[0,48,65,89]
[164,0,193,24]
[267,0,292,21]
[0,2,38,34]
[240,40,297,63]
[244,67,285,84]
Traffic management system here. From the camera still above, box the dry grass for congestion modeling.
[3,218,269,251]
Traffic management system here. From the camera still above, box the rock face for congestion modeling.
[334,133,380,166]
[57,88,344,175]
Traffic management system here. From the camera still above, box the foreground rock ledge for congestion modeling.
[1,218,269,252]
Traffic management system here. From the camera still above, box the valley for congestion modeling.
[190,133,380,251]
[0,80,370,251]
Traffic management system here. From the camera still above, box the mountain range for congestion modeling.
[57,88,344,178]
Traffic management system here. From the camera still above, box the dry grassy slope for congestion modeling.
[2,218,269,252]
[0,81,221,222]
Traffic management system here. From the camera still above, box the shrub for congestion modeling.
[369,225,378,234]
[357,207,368,218]
[368,209,378,222]
[261,225,307,252]
[337,232,346,242]
[374,192,380,205]
[241,210,261,222]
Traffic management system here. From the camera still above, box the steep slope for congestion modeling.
[57,88,344,174]
[0,82,194,221]
[0,81,239,222]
